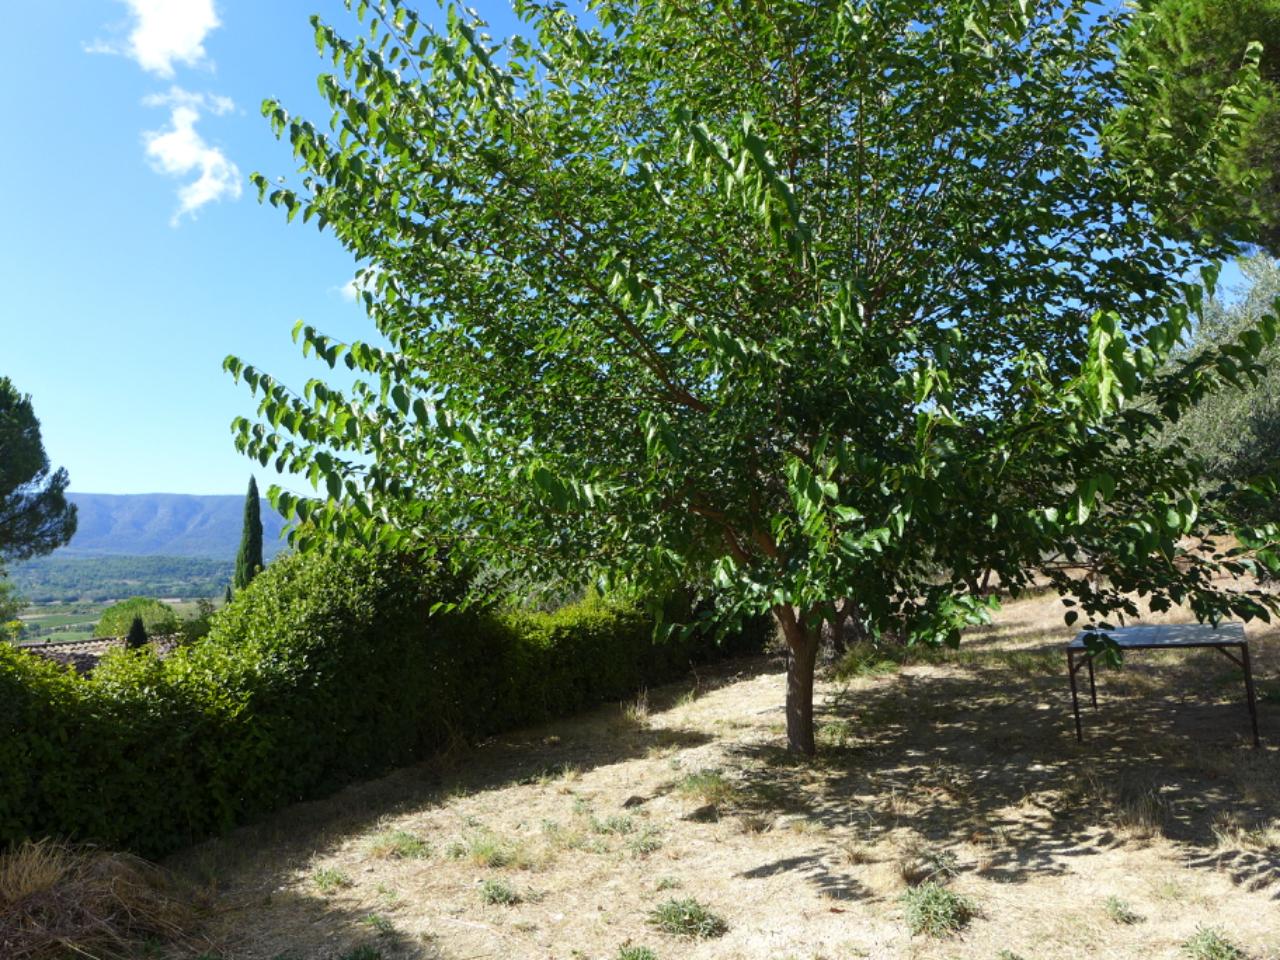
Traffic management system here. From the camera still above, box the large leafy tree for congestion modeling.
[1118,0,1280,254]
[0,377,76,568]
[229,0,1280,754]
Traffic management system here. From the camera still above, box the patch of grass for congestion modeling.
[361,913,396,936]
[674,769,736,807]
[655,876,682,891]
[447,830,528,869]
[620,689,650,727]
[833,643,904,680]
[617,946,658,960]
[647,897,727,939]
[1104,895,1141,925]
[369,829,431,860]
[313,867,353,893]
[897,842,959,885]
[1181,926,1246,960]
[627,827,664,857]
[480,877,521,906]
[591,814,636,835]
[899,882,976,938]
[338,948,383,960]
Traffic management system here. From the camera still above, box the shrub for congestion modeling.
[479,878,520,905]
[0,550,764,857]
[95,597,178,638]
[618,947,658,960]
[900,882,976,938]
[1182,927,1246,960]
[647,897,727,938]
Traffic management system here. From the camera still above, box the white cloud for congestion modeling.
[143,88,242,224]
[90,0,221,77]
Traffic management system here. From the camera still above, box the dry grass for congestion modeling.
[0,840,199,960]
[163,591,1280,960]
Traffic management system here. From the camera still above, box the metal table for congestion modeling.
[1067,622,1260,748]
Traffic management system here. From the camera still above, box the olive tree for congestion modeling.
[229,0,1280,754]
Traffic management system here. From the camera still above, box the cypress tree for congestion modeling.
[234,476,264,591]
[125,615,148,650]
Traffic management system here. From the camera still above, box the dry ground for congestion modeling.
[167,593,1280,960]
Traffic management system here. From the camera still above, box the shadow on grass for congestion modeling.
[163,657,776,959]
[723,637,1279,900]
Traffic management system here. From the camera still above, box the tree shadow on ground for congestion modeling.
[724,638,1280,902]
[164,657,774,959]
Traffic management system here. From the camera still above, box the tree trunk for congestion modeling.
[775,607,819,756]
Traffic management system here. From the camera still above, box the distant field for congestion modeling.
[18,602,111,642]
[9,555,234,603]
[17,598,219,642]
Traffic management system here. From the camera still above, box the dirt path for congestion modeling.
[170,594,1280,960]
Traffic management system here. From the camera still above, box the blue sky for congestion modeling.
[1,1,522,496]
[0,2,1255,497]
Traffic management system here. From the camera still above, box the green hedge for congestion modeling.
[0,552,764,857]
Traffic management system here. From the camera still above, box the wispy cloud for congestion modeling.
[89,0,221,77]
[143,88,241,224]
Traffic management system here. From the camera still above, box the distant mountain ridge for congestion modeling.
[58,493,288,558]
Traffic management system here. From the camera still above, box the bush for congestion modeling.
[95,597,178,638]
[0,551,762,857]
[900,882,976,938]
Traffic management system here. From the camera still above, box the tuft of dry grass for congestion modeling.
[0,840,198,960]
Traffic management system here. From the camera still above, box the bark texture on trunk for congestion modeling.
[775,606,819,756]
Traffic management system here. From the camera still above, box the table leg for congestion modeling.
[1087,655,1097,708]
[1068,649,1083,743]
[1242,643,1261,749]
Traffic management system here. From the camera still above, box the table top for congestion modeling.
[1069,622,1245,650]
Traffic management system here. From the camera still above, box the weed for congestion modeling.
[1181,926,1246,960]
[897,842,959,885]
[361,913,396,936]
[627,827,664,857]
[369,829,430,860]
[480,878,521,906]
[899,882,976,938]
[1104,895,1141,925]
[592,815,636,835]
[338,948,382,960]
[674,769,736,807]
[313,867,353,893]
[572,796,594,816]
[618,946,659,960]
[448,830,528,869]
[621,689,651,727]
[647,897,727,939]
[996,952,1027,960]
[655,876,682,891]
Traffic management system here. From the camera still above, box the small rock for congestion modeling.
[622,795,647,808]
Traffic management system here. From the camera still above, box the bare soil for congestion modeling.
[168,593,1280,960]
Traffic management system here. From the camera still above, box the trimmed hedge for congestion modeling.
[0,552,763,857]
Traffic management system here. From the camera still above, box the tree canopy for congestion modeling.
[1119,0,1280,254]
[230,0,1280,753]
[0,377,76,568]
[96,597,178,639]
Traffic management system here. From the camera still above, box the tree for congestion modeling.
[1118,0,1280,254]
[229,0,1280,754]
[125,614,149,650]
[0,377,76,566]
[1171,256,1280,489]
[233,476,264,591]
[96,597,178,639]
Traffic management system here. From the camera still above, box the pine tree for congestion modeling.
[125,615,148,650]
[233,477,264,591]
